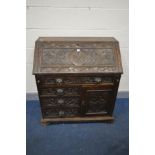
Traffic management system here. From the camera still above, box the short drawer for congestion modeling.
[36,75,114,86]
[42,107,80,118]
[38,86,81,96]
[40,96,81,108]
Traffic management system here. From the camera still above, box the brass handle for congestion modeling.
[59,111,64,117]
[37,80,40,83]
[56,78,63,84]
[56,88,64,95]
[94,77,102,83]
[116,79,120,83]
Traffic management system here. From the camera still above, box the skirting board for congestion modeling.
[26,91,129,101]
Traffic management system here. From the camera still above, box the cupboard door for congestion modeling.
[85,89,113,116]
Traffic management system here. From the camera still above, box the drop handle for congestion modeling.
[37,80,40,83]
[116,79,120,82]
[56,89,64,95]
[56,78,63,84]
[94,77,102,83]
[59,111,65,117]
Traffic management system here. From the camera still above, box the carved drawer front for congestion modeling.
[42,107,80,118]
[39,87,81,96]
[36,76,113,86]
[40,96,81,108]
[85,89,113,115]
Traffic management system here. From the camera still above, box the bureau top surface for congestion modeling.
[37,37,117,42]
[33,37,123,74]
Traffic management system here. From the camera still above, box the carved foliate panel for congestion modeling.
[64,108,80,117]
[86,91,112,114]
[41,96,80,108]
[43,107,80,118]
[43,108,59,117]
[40,66,119,73]
[41,48,115,67]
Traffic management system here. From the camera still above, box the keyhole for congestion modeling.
[76,49,80,52]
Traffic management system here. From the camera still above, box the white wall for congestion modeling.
[26,0,129,92]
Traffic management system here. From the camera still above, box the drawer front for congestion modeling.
[40,96,81,108]
[42,107,80,118]
[36,76,114,86]
[38,87,81,96]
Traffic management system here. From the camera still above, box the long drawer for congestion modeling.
[36,75,114,86]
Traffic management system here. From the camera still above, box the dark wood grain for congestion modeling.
[33,37,123,125]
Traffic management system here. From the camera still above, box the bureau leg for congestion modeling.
[105,119,114,123]
[41,119,50,126]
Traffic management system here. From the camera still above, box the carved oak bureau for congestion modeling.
[33,37,123,125]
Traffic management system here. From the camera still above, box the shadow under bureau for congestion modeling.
[33,37,123,125]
